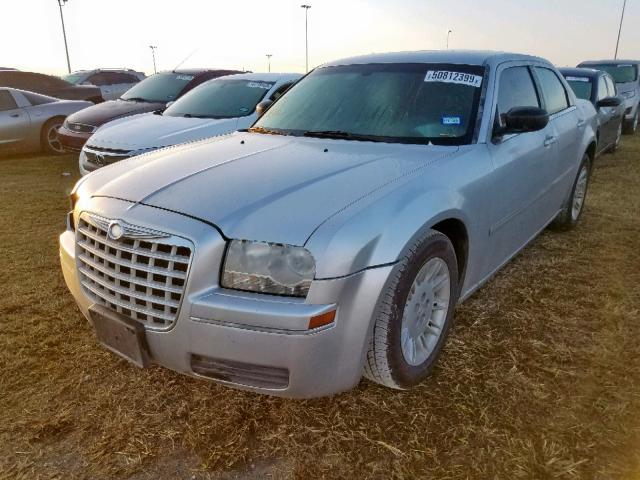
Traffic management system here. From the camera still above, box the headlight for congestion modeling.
[622,91,636,99]
[221,240,316,297]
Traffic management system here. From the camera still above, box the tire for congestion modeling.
[551,154,591,231]
[40,117,66,155]
[623,111,638,135]
[607,122,623,153]
[364,230,459,390]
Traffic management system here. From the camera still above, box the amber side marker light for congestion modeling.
[308,310,336,330]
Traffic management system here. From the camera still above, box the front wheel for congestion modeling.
[40,118,65,155]
[364,230,459,390]
[607,122,623,153]
[551,154,591,231]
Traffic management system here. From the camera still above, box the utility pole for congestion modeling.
[301,5,311,72]
[149,46,158,74]
[446,29,453,50]
[614,0,627,59]
[266,54,273,73]
[57,0,71,73]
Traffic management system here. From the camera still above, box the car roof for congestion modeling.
[579,59,640,66]
[322,50,550,68]
[164,68,235,76]
[211,72,302,82]
[559,67,601,79]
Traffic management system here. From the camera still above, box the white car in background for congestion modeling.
[62,69,146,101]
[79,72,300,175]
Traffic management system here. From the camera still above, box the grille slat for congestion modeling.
[76,215,193,329]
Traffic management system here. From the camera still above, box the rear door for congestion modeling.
[0,90,29,150]
[532,66,581,205]
[485,64,559,270]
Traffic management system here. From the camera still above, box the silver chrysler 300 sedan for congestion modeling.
[60,51,597,398]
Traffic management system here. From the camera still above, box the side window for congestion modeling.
[0,90,18,111]
[534,67,570,115]
[269,82,294,102]
[497,66,540,123]
[597,77,608,100]
[605,76,617,97]
[104,72,126,84]
[88,73,109,86]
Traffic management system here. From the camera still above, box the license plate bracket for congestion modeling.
[89,305,150,368]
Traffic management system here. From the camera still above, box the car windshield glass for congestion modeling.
[164,79,274,118]
[253,63,485,145]
[587,64,638,83]
[121,72,194,102]
[564,76,593,101]
[62,73,85,85]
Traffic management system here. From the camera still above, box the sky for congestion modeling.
[2,0,639,76]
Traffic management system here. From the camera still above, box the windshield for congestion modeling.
[253,63,485,145]
[564,76,593,101]
[164,79,273,119]
[62,72,85,85]
[121,72,194,103]
[586,64,638,84]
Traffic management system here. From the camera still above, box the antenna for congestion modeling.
[173,48,199,72]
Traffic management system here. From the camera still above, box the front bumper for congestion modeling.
[60,198,392,398]
[59,126,92,152]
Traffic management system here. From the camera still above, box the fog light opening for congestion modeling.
[308,310,336,330]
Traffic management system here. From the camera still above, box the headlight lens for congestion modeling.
[222,240,316,297]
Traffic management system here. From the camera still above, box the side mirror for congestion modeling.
[497,107,550,136]
[255,100,273,118]
[596,96,622,108]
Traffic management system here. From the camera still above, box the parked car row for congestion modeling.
[60,49,613,398]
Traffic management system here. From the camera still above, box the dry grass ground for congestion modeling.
[0,137,639,480]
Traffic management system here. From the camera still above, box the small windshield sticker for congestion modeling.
[425,70,483,87]
[441,116,462,126]
[566,76,590,82]
[239,107,249,113]
[176,75,194,81]
[618,64,633,68]
[247,82,272,89]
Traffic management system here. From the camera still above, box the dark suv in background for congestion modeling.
[58,68,243,151]
[578,60,640,134]
[0,70,103,103]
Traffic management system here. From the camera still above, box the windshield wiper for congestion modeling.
[123,97,151,103]
[302,130,385,142]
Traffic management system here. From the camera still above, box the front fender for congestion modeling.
[305,182,472,280]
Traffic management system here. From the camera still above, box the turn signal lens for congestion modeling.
[308,310,336,330]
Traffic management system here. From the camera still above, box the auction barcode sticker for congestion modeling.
[424,70,483,87]
[566,76,589,82]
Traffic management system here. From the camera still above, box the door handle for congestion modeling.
[544,135,557,147]
[10,113,19,118]
[577,119,586,128]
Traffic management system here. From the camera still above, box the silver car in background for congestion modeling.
[60,51,597,398]
[62,69,146,101]
[0,87,92,155]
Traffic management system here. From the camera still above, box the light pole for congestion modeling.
[149,46,158,74]
[301,4,311,72]
[614,0,627,59]
[446,29,453,50]
[266,54,273,73]
[57,0,71,73]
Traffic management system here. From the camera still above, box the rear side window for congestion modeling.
[597,77,608,101]
[0,90,18,111]
[564,76,592,101]
[22,91,55,106]
[497,66,540,120]
[604,75,617,97]
[535,67,570,115]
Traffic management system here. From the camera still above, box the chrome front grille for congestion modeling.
[76,214,193,329]
[83,147,131,172]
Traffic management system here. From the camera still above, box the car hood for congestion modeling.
[66,99,165,128]
[87,114,239,151]
[81,133,459,246]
